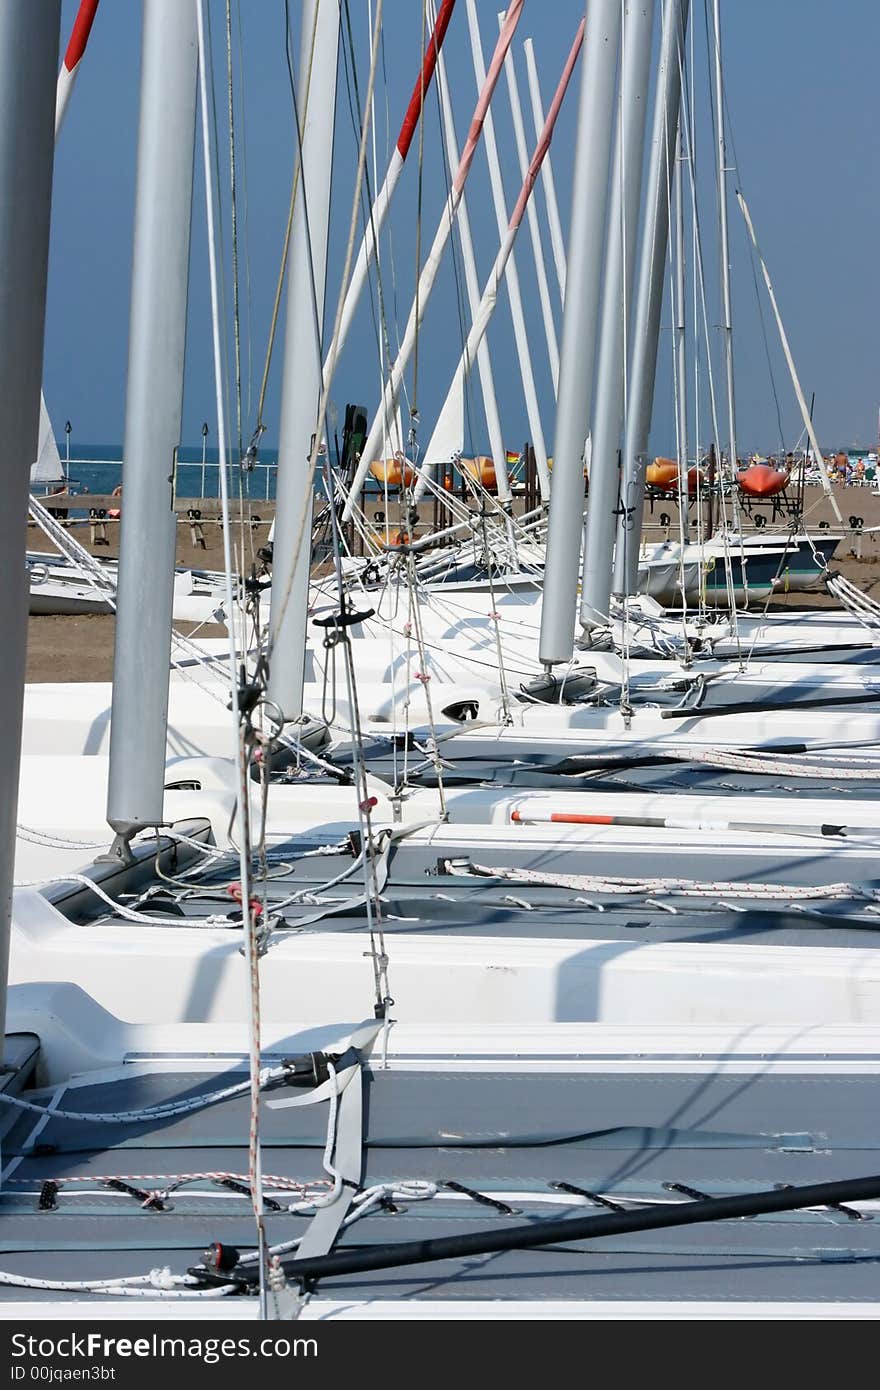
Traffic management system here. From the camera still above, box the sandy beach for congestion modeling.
[25,486,880,683]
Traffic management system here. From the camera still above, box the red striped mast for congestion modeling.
[55,0,101,137]
[327,0,457,379]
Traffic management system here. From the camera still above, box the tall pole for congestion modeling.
[0,0,61,1046]
[55,0,100,138]
[465,0,549,497]
[538,0,621,668]
[523,38,567,303]
[674,120,689,536]
[433,24,510,502]
[327,0,456,376]
[342,0,524,519]
[500,15,559,391]
[106,0,198,850]
[578,0,655,633]
[414,21,584,502]
[267,0,338,721]
[612,0,691,598]
[711,0,736,481]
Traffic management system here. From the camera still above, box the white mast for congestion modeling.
[54,0,99,138]
[465,0,549,497]
[32,0,101,490]
[613,0,691,598]
[0,0,60,1047]
[267,0,339,722]
[415,21,585,501]
[433,11,510,502]
[524,38,567,303]
[538,0,622,667]
[107,0,198,853]
[499,14,559,391]
[325,0,456,381]
[579,0,656,634]
[711,0,737,481]
[673,120,689,533]
[342,0,525,520]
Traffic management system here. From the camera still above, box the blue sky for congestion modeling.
[46,0,880,460]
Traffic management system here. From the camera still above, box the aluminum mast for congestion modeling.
[267,0,339,722]
[537,0,621,668]
[107,0,198,851]
[612,0,691,598]
[0,0,60,1047]
[579,0,655,634]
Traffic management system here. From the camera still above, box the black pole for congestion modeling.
[234,1172,880,1287]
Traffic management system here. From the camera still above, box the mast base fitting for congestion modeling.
[576,624,614,651]
[95,831,136,868]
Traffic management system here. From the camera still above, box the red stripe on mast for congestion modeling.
[396,0,457,160]
[510,20,584,228]
[63,0,100,73]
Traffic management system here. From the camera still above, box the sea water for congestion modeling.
[54,442,279,503]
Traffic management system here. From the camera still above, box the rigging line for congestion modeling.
[678,49,741,641]
[668,124,690,650]
[702,0,785,461]
[254,0,320,433]
[195,0,267,1318]
[338,0,403,469]
[322,462,393,1017]
[204,2,252,589]
[267,0,385,655]
[689,0,700,597]
[338,0,407,487]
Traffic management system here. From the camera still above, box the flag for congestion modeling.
[505,449,520,465]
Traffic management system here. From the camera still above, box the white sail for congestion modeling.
[421,365,464,476]
[31,392,63,484]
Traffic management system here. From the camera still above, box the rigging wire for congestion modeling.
[195,0,268,1317]
[266,0,384,652]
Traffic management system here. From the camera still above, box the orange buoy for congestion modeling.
[387,529,410,548]
[736,463,790,497]
[646,458,680,489]
[686,466,705,494]
[460,455,498,491]
[369,455,417,489]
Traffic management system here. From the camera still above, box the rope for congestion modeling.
[451,860,880,904]
[0,1064,290,1125]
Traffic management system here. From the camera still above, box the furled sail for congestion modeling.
[31,393,63,485]
[420,366,464,480]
